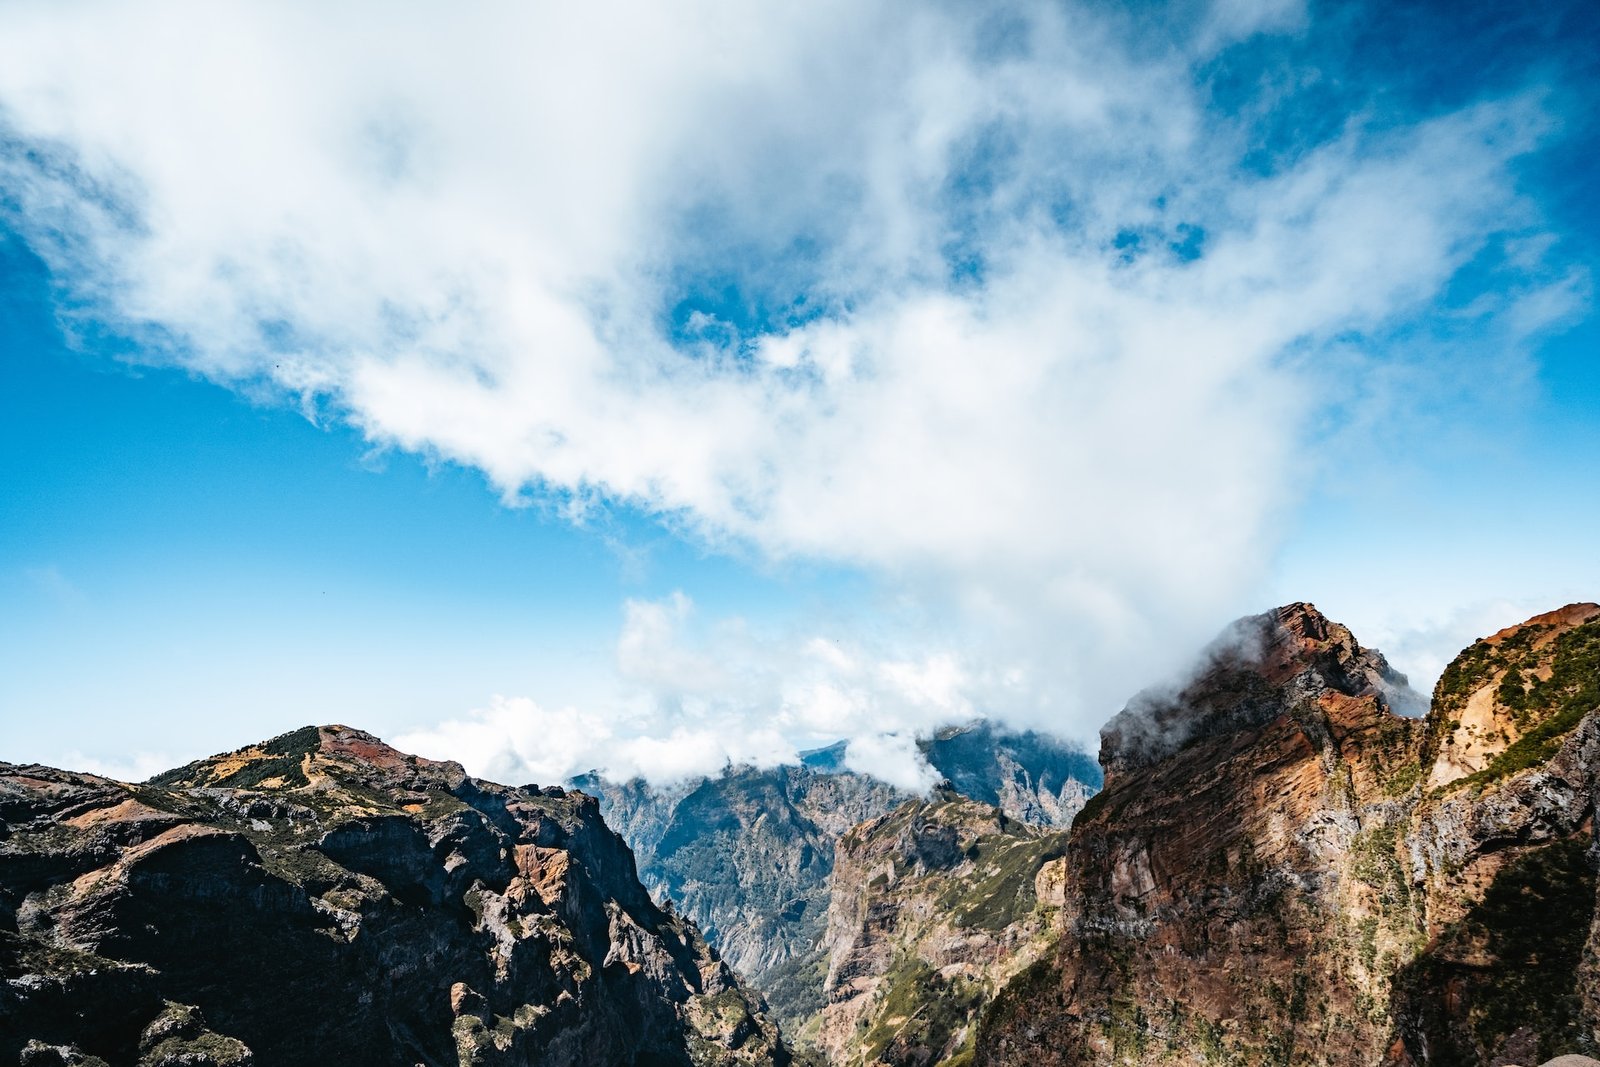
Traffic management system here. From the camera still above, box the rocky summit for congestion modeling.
[0,726,788,1067]
[972,602,1600,1066]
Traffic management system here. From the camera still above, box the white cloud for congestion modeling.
[394,696,620,787]
[0,1,1575,778]
[398,593,982,788]
[842,732,941,794]
[60,750,175,784]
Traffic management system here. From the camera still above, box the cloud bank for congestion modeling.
[0,0,1576,783]
[397,592,966,789]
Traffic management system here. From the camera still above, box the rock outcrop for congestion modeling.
[973,602,1600,1067]
[0,726,789,1067]
[807,791,1068,1066]
[571,722,1098,1032]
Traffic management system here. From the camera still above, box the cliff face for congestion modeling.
[571,723,1099,1031]
[807,791,1068,1066]
[974,602,1600,1067]
[571,760,907,1032]
[0,726,788,1067]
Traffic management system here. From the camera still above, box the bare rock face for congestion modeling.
[808,790,1069,1066]
[570,759,908,1029]
[571,722,1098,1033]
[0,726,789,1067]
[974,602,1600,1067]
[1098,601,1424,781]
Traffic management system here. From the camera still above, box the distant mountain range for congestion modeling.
[569,721,1101,1030]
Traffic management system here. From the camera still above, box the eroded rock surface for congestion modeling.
[808,791,1068,1066]
[974,602,1600,1067]
[573,722,1098,1032]
[0,726,789,1067]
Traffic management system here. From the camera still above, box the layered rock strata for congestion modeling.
[974,602,1600,1067]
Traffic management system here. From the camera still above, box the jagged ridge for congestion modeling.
[0,725,789,1067]
[571,721,1099,1034]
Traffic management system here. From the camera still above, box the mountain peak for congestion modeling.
[1099,602,1419,780]
[1423,601,1600,789]
[145,723,467,796]
[5,727,788,1065]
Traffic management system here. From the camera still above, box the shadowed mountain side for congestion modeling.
[570,722,1099,1030]
[972,602,1600,1067]
[0,726,789,1067]
[806,790,1070,1066]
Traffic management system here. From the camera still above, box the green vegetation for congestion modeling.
[1381,761,1423,797]
[420,790,471,819]
[148,725,323,789]
[1395,835,1596,1064]
[933,832,1064,931]
[760,947,830,1035]
[1432,625,1549,719]
[1445,620,1600,792]
[855,953,985,1066]
[971,955,1063,1049]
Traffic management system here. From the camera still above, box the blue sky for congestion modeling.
[1,0,1596,787]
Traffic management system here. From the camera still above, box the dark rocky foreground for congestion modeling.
[0,726,788,1067]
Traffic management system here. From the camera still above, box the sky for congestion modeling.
[1,0,1597,790]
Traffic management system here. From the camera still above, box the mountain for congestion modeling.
[806,790,1069,1065]
[969,602,1600,1066]
[570,759,906,1033]
[570,722,1100,1030]
[0,725,789,1067]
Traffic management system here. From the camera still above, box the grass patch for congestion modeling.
[856,954,985,1065]
[1444,621,1600,792]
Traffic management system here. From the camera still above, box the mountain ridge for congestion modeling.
[1,725,789,1067]
[974,601,1600,1066]
[569,720,1101,1031]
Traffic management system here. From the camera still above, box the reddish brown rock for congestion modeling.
[1,725,789,1067]
[975,603,1600,1067]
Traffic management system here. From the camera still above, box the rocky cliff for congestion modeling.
[570,757,906,1033]
[806,790,1068,1066]
[0,725,789,1067]
[972,602,1600,1066]
[570,723,1098,1031]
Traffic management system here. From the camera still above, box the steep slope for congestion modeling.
[571,723,1098,1029]
[0,726,789,1067]
[972,602,1600,1067]
[807,790,1069,1066]
[921,725,1101,828]
[572,758,906,1031]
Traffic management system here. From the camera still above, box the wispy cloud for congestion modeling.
[60,749,174,784]
[398,591,976,789]
[0,1,1582,780]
